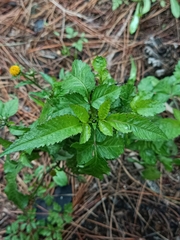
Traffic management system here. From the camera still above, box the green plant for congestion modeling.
[5,200,72,240]
[1,57,180,238]
[111,0,180,33]
[64,27,88,53]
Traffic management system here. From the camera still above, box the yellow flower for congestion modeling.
[9,65,21,76]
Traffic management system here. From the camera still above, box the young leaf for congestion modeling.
[97,136,124,159]
[98,100,111,120]
[4,159,29,209]
[129,57,137,83]
[80,124,91,144]
[2,98,19,118]
[59,68,65,80]
[142,0,151,15]
[119,82,136,104]
[129,2,141,34]
[0,137,12,148]
[40,72,55,86]
[9,125,30,136]
[141,167,161,180]
[70,104,89,123]
[107,113,166,141]
[173,108,180,121]
[0,115,82,157]
[138,76,159,93]
[112,0,122,11]
[5,177,29,209]
[92,84,120,109]
[92,56,107,72]
[130,95,165,116]
[98,120,113,136]
[53,170,68,187]
[159,156,173,171]
[19,153,32,168]
[72,40,83,52]
[61,60,95,98]
[170,0,180,18]
[15,80,33,88]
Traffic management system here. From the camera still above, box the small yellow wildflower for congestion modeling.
[9,65,21,76]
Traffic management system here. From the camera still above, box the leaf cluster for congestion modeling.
[5,200,73,240]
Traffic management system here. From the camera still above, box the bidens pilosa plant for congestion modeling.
[1,57,180,237]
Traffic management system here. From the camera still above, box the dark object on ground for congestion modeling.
[144,36,179,78]
[35,185,72,220]
[34,19,45,33]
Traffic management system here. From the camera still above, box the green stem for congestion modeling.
[21,73,44,91]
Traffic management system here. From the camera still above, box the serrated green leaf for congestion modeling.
[0,115,82,157]
[40,72,55,86]
[107,113,166,141]
[119,82,136,112]
[98,100,111,120]
[72,141,94,165]
[80,124,91,144]
[2,98,18,118]
[78,155,110,179]
[98,120,113,136]
[139,148,157,165]
[64,93,89,110]
[92,84,120,109]
[70,104,89,123]
[130,95,165,116]
[138,76,159,93]
[141,167,161,180]
[172,84,180,96]
[97,136,124,159]
[158,118,180,139]
[61,60,95,98]
[95,128,106,142]
[53,170,68,186]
